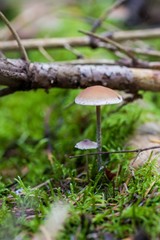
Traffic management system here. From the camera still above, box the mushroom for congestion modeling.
[75,139,98,181]
[75,139,98,150]
[75,85,122,167]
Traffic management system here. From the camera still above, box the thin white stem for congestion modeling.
[86,154,90,183]
[96,105,102,167]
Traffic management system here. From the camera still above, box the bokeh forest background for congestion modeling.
[0,0,160,239]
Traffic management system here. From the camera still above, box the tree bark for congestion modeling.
[0,58,160,96]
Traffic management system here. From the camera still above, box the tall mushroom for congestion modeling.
[75,85,122,167]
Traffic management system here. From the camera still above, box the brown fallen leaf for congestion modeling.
[127,122,160,170]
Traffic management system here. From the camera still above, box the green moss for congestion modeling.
[1,0,160,239]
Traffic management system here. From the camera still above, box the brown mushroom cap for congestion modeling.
[75,85,122,106]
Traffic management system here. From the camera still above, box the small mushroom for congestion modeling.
[75,85,122,167]
[75,139,98,150]
[75,139,97,181]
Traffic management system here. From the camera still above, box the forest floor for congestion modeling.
[0,0,160,239]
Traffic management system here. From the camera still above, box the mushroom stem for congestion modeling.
[96,105,102,167]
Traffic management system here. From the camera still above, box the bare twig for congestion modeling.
[0,33,160,59]
[69,145,160,159]
[117,58,160,70]
[32,178,53,190]
[79,29,136,61]
[0,28,159,49]
[107,93,142,116]
[0,12,29,62]
[114,28,160,41]
[38,46,54,62]
[91,0,127,32]
[64,43,84,59]
[144,180,156,198]
[41,59,160,69]
[59,59,115,65]
[126,47,160,58]
[0,36,90,51]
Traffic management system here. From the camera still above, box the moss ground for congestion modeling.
[0,0,160,239]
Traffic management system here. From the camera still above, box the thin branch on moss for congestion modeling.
[59,59,115,65]
[101,44,160,59]
[107,92,142,116]
[69,145,160,159]
[64,43,84,59]
[144,180,156,198]
[117,58,160,70]
[55,59,160,70]
[125,47,160,59]
[114,28,160,41]
[79,29,137,62]
[0,11,29,62]
[38,46,54,62]
[0,35,160,59]
[32,179,53,190]
[91,0,127,32]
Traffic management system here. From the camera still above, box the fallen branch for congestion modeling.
[1,37,160,59]
[0,12,29,62]
[79,29,136,61]
[58,59,160,70]
[91,0,126,32]
[0,28,160,52]
[0,58,160,96]
[69,145,160,159]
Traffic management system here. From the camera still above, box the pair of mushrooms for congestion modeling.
[74,85,123,167]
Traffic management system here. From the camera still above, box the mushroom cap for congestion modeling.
[75,85,122,106]
[75,139,98,150]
